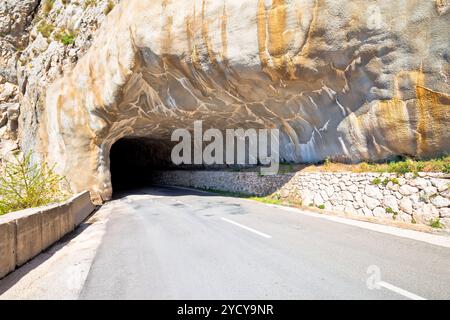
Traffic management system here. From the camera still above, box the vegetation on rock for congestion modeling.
[0,152,71,215]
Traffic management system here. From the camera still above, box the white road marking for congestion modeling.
[379,281,427,300]
[269,205,450,249]
[221,218,272,239]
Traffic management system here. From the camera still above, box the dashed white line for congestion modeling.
[379,281,427,300]
[221,218,272,239]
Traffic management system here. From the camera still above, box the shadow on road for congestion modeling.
[112,185,219,200]
[0,209,99,296]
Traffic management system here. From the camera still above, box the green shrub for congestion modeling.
[84,0,97,9]
[430,218,443,229]
[385,207,395,214]
[390,177,399,185]
[372,178,382,185]
[104,0,115,15]
[318,204,325,210]
[37,21,55,38]
[0,152,71,215]
[42,0,55,16]
[444,163,450,174]
[55,30,76,45]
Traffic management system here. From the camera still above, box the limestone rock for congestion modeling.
[0,0,445,202]
[399,197,413,215]
[365,185,383,200]
[399,185,419,196]
[431,179,450,192]
[373,207,386,218]
[431,196,450,208]
[313,193,324,207]
[440,207,450,218]
[363,195,380,211]
[383,195,399,213]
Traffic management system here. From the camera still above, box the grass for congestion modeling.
[84,0,97,9]
[104,0,115,15]
[385,207,395,214]
[355,156,450,175]
[250,197,284,205]
[226,156,450,175]
[0,152,71,215]
[42,0,54,16]
[430,218,443,229]
[37,21,55,38]
[54,29,77,45]
[197,187,302,207]
[372,178,382,185]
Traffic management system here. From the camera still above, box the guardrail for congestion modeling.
[0,191,95,279]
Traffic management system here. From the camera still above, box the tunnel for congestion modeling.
[109,137,175,193]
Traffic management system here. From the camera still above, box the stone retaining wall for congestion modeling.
[152,171,450,228]
[0,191,95,279]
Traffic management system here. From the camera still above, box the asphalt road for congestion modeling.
[1,186,450,300]
[74,186,450,300]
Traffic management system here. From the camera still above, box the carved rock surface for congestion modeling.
[23,0,450,202]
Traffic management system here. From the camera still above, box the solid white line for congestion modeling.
[268,205,450,249]
[379,281,427,300]
[221,218,272,239]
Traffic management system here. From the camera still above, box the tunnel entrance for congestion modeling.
[109,137,174,193]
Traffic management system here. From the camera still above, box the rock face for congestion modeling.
[11,0,450,202]
[0,0,120,162]
[0,0,40,155]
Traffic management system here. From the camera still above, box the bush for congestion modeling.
[42,0,55,16]
[56,30,76,45]
[37,21,55,38]
[104,0,115,15]
[0,152,71,215]
[372,178,382,185]
[430,218,443,229]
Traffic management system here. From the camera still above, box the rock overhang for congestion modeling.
[19,0,450,203]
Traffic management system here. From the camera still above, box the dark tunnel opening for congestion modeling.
[109,137,175,193]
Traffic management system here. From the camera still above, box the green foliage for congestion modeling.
[318,204,325,210]
[278,163,294,174]
[429,218,443,229]
[104,0,115,15]
[390,177,399,185]
[37,21,55,38]
[250,197,283,205]
[55,29,77,45]
[0,152,71,215]
[386,159,425,174]
[372,178,382,185]
[42,0,55,16]
[385,207,395,214]
[84,0,97,9]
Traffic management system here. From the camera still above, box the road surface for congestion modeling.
[1,186,450,300]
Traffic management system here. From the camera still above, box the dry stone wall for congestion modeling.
[152,171,450,228]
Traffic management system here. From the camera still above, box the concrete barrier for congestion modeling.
[0,220,16,279]
[0,191,95,279]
